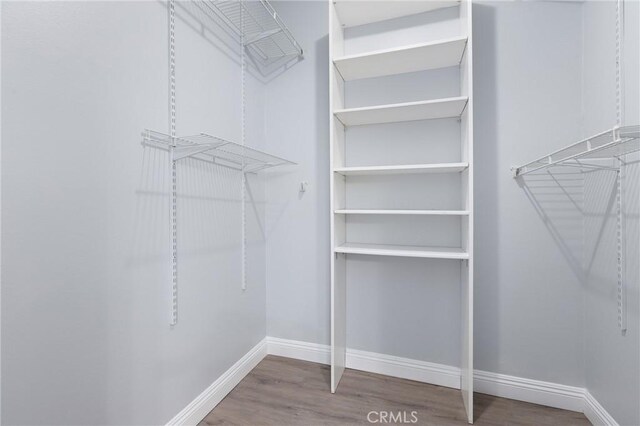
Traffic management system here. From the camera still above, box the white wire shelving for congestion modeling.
[512,125,640,177]
[201,0,303,68]
[512,123,639,336]
[142,130,295,173]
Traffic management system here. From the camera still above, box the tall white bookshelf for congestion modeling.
[329,0,474,422]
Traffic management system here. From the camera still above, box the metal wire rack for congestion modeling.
[512,125,640,177]
[142,129,296,173]
[201,0,303,68]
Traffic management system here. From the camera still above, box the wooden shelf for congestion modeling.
[334,37,467,81]
[335,209,470,215]
[334,97,468,126]
[334,162,468,176]
[334,0,460,28]
[334,242,468,259]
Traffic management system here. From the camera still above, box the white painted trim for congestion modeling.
[267,336,330,364]
[347,347,461,390]
[266,337,460,389]
[166,339,267,426]
[265,337,619,426]
[474,370,585,412]
[584,391,619,426]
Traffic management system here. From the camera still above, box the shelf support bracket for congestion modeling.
[173,143,219,161]
[245,28,283,45]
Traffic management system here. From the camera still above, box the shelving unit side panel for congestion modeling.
[333,121,346,168]
[459,0,473,423]
[331,253,347,392]
[330,0,347,393]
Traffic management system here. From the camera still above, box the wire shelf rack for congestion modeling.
[202,0,303,68]
[142,129,295,173]
[513,125,640,177]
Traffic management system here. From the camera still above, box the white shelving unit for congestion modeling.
[329,0,474,422]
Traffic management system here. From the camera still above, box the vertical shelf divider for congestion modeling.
[460,1,474,420]
[329,0,347,393]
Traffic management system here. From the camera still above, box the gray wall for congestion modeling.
[1,1,267,424]
[582,2,640,425]
[265,0,331,345]
[266,0,587,386]
[473,1,586,386]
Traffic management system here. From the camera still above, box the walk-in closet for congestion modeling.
[1,0,639,425]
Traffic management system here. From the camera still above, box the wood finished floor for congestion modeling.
[199,356,590,426]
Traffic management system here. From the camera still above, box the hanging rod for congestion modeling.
[142,129,296,173]
[512,125,640,177]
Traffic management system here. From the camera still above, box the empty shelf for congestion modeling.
[334,0,460,28]
[335,243,468,259]
[334,37,467,81]
[335,209,470,215]
[200,0,303,67]
[334,97,468,126]
[142,129,295,173]
[334,162,468,175]
[513,125,640,177]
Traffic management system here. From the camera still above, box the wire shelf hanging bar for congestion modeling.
[142,129,296,173]
[201,0,303,67]
[512,124,640,177]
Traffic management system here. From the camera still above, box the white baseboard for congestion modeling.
[584,391,619,426]
[167,336,619,426]
[266,336,330,364]
[166,339,267,426]
[474,369,585,412]
[266,337,619,426]
[265,337,461,389]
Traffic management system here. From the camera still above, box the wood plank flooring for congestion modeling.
[199,356,590,425]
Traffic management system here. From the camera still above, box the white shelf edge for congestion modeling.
[333,36,468,81]
[334,209,470,215]
[334,243,468,260]
[333,96,468,126]
[334,0,461,28]
[333,162,469,175]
